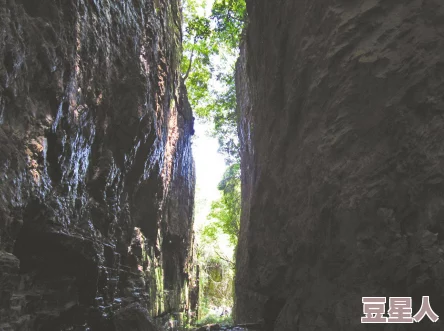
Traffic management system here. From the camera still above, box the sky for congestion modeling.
[192,119,226,230]
[192,118,235,258]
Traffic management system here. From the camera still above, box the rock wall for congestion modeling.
[0,0,197,330]
[236,1,444,330]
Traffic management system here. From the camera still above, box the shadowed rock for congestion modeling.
[236,0,444,330]
[0,0,197,329]
[113,303,158,331]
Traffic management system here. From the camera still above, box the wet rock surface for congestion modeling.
[0,0,197,330]
[236,0,444,330]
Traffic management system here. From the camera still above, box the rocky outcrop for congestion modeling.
[236,1,444,330]
[0,0,196,330]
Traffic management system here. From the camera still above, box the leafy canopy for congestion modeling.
[181,0,245,318]
[211,0,246,49]
[203,163,241,246]
[182,0,245,244]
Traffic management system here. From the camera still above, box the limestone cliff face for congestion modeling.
[236,1,444,330]
[0,0,196,330]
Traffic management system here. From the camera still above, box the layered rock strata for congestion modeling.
[0,0,197,330]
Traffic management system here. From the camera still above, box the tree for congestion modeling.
[211,0,246,49]
[204,163,241,246]
[181,0,246,321]
[181,0,215,116]
[181,0,246,118]
[182,16,211,80]
[182,0,245,253]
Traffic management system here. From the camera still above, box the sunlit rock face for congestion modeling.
[0,0,197,330]
[235,1,444,330]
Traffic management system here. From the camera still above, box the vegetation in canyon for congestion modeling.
[181,0,245,326]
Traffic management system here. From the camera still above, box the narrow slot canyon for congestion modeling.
[1,1,444,331]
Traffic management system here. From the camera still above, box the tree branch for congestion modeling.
[215,250,235,268]
[182,36,197,81]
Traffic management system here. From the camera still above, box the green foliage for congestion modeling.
[194,240,235,321]
[197,163,239,321]
[211,72,240,166]
[182,0,245,323]
[181,0,245,118]
[181,1,214,116]
[197,313,233,326]
[186,16,211,40]
[204,164,241,246]
[201,255,233,305]
[211,0,246,49]
[182,0,244,246]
